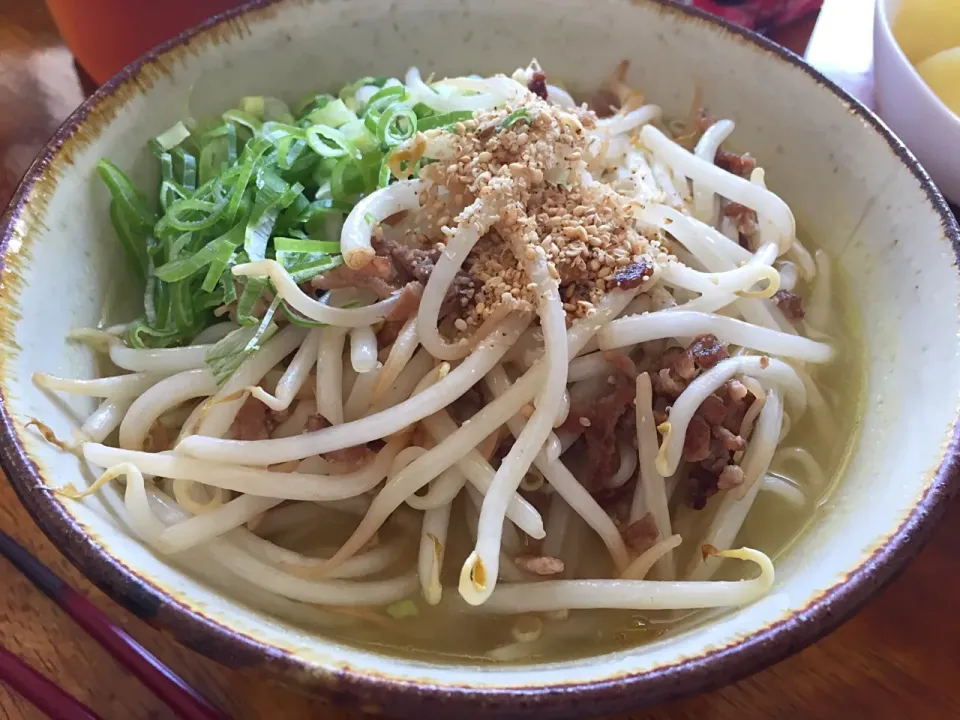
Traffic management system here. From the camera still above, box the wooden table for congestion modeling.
[2,3,959,718]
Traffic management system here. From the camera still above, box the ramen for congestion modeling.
[31,61,861,662]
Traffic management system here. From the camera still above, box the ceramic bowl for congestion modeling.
[1,1,959,717]
[874,0,960,202]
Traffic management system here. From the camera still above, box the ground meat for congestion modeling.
[721,383,754,434]
[306,414,329,433]
[773,290,805,320]
[713,425,746,452]
[374,236,478,316]
[563,364,637,490]
[385,281,423,324]
[590,87,620,117]
[686,334,729,370]
[675,380,757,507]
[693,107,720,136]
[723,201,759,236]
[726,379,749,403]
[311,256,398,299]
[651,367,684,399]
[715,149,757,178]
[696,395,725,427]
[622,513,660,554]
[528,70,548,101]
[717,464,745,490]
[602,351,639,379]
[682,415,713,463]
[143,422,170,452]
[231,397,276,441]
[324,445,376,469]
[688,465,721,510]
[514,554,564,575]
[655,345,695,385]
[609,260,654,290]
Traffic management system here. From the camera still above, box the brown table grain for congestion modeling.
[2,4,959,719]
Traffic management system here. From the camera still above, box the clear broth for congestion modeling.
[264,232,865,664]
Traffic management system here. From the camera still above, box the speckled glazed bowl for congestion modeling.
[1,1,959,717]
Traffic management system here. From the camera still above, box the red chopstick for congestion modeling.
[0,529,227,720]
[0,645,103,720]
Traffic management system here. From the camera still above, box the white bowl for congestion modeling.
[1,1,959,717]
[875,0,960,201]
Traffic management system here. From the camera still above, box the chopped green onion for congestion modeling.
[97,159,156,236]
[273,238,340,254]
[125,321,181,349]
[205,323,278,384]
[154,232,244,282]
[245,295,281,351]
[386,599,419,619]
[222,108,263,133]
[417,110,474,131]
[175,149,198,192]
[280,301,327,328]
[377,106,418,148]
[499,107,531,130]
[305,125,361,160]
[245,182,304,261]
[162,194,230,233]
[224,137,271,224]
[276,251,343,284]
[307,98,357,129]
[240,96,266,117]
[338,118,379,155]
[293,92,334,118]
[152,121,191,153]
[377,158,392,188]
[236,276,268,326]
[108,201,149,282]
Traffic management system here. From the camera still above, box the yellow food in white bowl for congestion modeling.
[891,0,960,64]
[916,46,960,115]
[875,0,960,200]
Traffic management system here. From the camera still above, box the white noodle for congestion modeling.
[109,343,213,374]
[477,547,773,612]
[761,476,806,507]
[176,315,527,465]
[83,441,400,501]
[642,125,795,250]
[419,410,544,534]
[599,311,833,363]
[686,391,783,580]
[596,104,662,136]
[483,365,630,572]
[620,534,683,581]
[369,317,420,403]
[340,179,423,269]
[349,325,379,374]
[316,325,347,424]
[693,119,735,224]
[631,372,675,579]
[234,260,403,327]
[77,397,134,444]
[656,356,805,477]
[196,325,307,439]
[417,192,505,361]
[250,329,320,412]
[33,372,165,399]
[119,369,217,450]
[462,248,570,605]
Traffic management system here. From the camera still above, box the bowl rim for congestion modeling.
[1,0,959,717]
[875,0,960,130]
